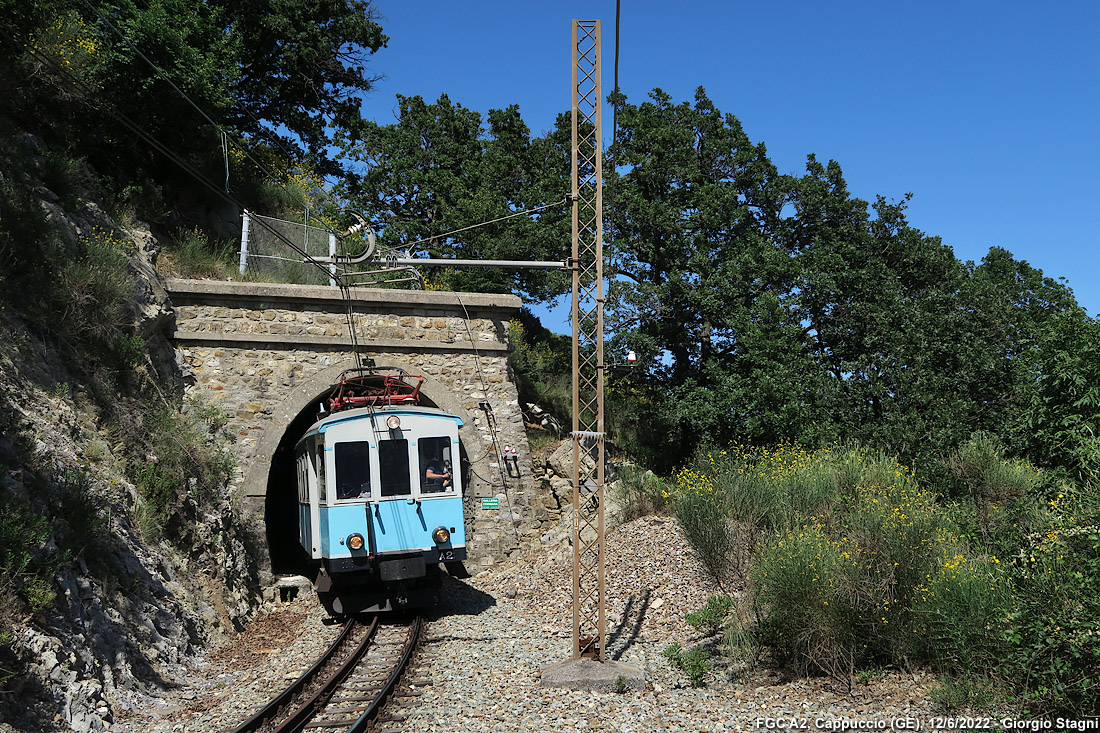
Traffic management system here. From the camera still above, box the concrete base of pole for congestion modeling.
[539,658,647,691]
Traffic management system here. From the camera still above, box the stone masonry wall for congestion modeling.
[164,279,549,574]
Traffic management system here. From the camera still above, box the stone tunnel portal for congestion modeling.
[166,278,545,579]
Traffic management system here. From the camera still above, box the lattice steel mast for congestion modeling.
[570,19,606,661]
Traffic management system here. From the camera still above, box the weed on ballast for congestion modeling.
[663,642,712,688]
[685,595,733,636]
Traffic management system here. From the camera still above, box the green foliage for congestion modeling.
[1004,306,1100,484]
[2,0,387,227]
[120,396,235,540]
[55,468,109,560]
[340,95,571,300]
[0,488,64,616]
[670,469,742,588]
[507,311,571,419]
[163,228,237,280]
[599,87,1100,480]
[112,333,146,372]
[613,674,627,694]
[0,148,67,302]
[662,642,712,687]
[50,225,141,375]
[685,595,733,636]
[943,433,1045,555]
[675,444,1007,681]
[675,439,1100,716]
[998,490,1100,717]
[612,464,670,523]
[691,444,843,530]
[929,675,1010,714]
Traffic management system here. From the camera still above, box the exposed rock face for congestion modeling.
[0,151,261,732]
[525,430,625,567]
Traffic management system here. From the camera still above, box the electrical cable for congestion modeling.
[453,291,522,547]
[399,199,568,250]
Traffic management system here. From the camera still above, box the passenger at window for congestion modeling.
[424,459,452,488]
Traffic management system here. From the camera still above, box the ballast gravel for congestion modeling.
[112,516,940,732]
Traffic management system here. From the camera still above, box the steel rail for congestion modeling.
[227,615,421,733]
[345,615,421,733]
[272,616,381,733]
[228,617,365,733]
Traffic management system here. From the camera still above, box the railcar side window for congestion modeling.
[418,437,454,493]
[334,441,371,500]
[316,445,327,502]
[378,439,411,497]
[296,453,308,503]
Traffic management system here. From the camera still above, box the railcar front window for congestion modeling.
[334,441,371,500]
[418,437,454,493]
[378,439,411,497]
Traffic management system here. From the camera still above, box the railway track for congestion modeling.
[229,614,421,733]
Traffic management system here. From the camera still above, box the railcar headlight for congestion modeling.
[386,416,401,430]
[346,533,365,551]
[432,526,450,545]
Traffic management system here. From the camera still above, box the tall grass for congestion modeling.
[161,228,237,280]
[114,395,236,541]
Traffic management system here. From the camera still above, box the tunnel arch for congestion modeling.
[242,356,480,575]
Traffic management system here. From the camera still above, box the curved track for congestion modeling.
[229,614,421,733]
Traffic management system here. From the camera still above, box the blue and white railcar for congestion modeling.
[294,372,467,616]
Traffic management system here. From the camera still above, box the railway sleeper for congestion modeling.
[304,720,360,729]
[327,692,383,704]
[347,669,396,682]
[319,704,374,716]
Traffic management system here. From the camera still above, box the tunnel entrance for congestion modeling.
[263,383,448,576]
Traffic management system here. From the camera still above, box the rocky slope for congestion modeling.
[0,138,262,732]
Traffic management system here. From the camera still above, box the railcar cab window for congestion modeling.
[378,439,411,497]
[419,437,454,493]
[334,441,371,500]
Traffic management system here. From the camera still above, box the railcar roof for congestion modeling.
[296,405,462,449]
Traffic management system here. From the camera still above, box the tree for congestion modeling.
[339,94,571,300]
[212,0,387,175]
[0,0,386,188]
[972,248,1100,481]
[605,87,828,464]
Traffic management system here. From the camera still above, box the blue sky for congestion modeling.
[362,1,1099,330]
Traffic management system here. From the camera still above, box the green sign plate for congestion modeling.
[481,497,500,509]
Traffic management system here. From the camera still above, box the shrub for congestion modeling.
[998,489,1100,717]
[612,464,670,523]
[752,520,856,677]
[55,468,108,560]
[910,551,1009,671]
[57,225,134,350]
[162,228,237,280]
[672,467,742,587]
[0,487,64,615]
[692,443,842,530]
[118,396,235,540]
[671,444,1011,682]
[944,432,1044,551]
